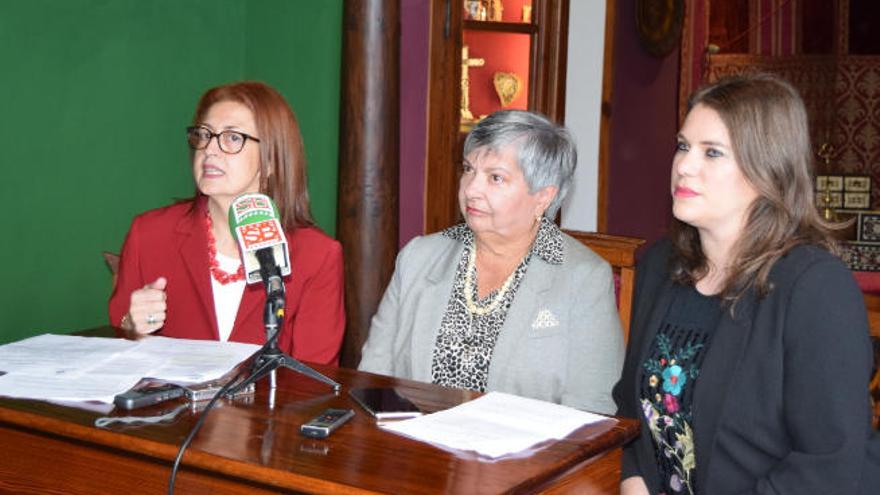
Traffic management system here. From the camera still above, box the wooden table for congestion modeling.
[0,336,637,494]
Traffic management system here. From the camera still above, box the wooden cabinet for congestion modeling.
[424,0,569,234]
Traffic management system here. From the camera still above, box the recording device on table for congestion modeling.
[348,387,423,420]
[113,383,185,410]
[300,408,355,438]
[183,380,255,402]
[112,380,256,410]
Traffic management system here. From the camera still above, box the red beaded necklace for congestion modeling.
[205,209,245,285]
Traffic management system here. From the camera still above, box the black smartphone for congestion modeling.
[300,408,355,438]
[113,383,185,410]
[348,387,422,420]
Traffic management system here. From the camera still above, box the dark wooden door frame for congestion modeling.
[597,0,617,232]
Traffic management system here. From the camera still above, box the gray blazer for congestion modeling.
[358,230,625,415]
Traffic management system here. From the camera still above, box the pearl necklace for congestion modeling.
[463,245,518,316]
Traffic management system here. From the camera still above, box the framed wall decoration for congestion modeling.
[815,174,872,211]
[826,192,843,208]
[826,175,844,191]
[635,0,684,57]
[842,243,880,271]
[859,213,880,243]
[840,211,880,271]
[844,175,871,192]
[845,192,871,209]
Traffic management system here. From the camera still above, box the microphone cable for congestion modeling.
[166,347,275,494]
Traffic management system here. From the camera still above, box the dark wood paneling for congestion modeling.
[532,0,569,123]
[597,0,616,232]
[463,20,538,34]
[0,426,284,495]
[336,0,400,368]
[541,449,623,494]
[424,0,465,235]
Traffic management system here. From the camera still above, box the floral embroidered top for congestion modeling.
[640,284,721,495]
[430,218,564,392]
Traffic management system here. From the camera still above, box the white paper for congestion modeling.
[0,371,145,403]
[0,333,139,375]
[380,392,610,459]
[133,336,259,382]
[0,334,260,403]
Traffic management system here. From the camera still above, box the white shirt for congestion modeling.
[210,252,246,342]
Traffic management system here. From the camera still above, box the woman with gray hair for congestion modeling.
[359,110,624,414]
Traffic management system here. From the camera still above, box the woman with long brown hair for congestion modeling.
[109,81,344,365]
[614,73,878,494]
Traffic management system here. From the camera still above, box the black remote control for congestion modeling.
[300,408,355,438]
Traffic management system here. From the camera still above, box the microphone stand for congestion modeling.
[227,263,340,397]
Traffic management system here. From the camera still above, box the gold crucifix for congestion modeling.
[461,45,485,122]
[816,142,836,221]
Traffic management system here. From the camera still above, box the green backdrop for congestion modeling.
[0,0,342,344]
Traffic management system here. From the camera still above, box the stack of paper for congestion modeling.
[380,391,610,458]
[0,334,259,403]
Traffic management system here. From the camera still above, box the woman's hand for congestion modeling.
[122,277,167,334]
[621,476,649,495]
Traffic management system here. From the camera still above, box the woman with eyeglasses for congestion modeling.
[108,81,344,365]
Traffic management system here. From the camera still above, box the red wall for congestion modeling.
[463,30,530,118]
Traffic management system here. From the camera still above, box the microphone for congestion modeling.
[228,193,291,302]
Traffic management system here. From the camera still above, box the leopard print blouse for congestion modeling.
[430,218,564,392]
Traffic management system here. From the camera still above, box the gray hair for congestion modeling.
[463,110,576,218]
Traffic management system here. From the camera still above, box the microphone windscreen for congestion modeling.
[228,193,291,284]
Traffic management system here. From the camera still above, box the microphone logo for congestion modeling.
[239,220,282,252]
[229,193,291,284]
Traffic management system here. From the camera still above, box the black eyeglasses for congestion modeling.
[186,126,261,154]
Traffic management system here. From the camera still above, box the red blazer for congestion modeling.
[108,198,345,366]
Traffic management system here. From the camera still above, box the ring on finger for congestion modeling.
[147,313,157,325]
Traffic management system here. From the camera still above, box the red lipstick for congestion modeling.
[674,186,698,198]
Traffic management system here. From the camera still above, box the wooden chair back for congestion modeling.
[563,230,645,343]
[102,251,120,289]
[862,292,880,397]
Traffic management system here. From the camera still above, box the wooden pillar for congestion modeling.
[337,0,400,368]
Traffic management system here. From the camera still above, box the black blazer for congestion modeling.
[614,240,878,494]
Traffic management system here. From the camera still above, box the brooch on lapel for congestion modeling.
[532,309,560,330]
